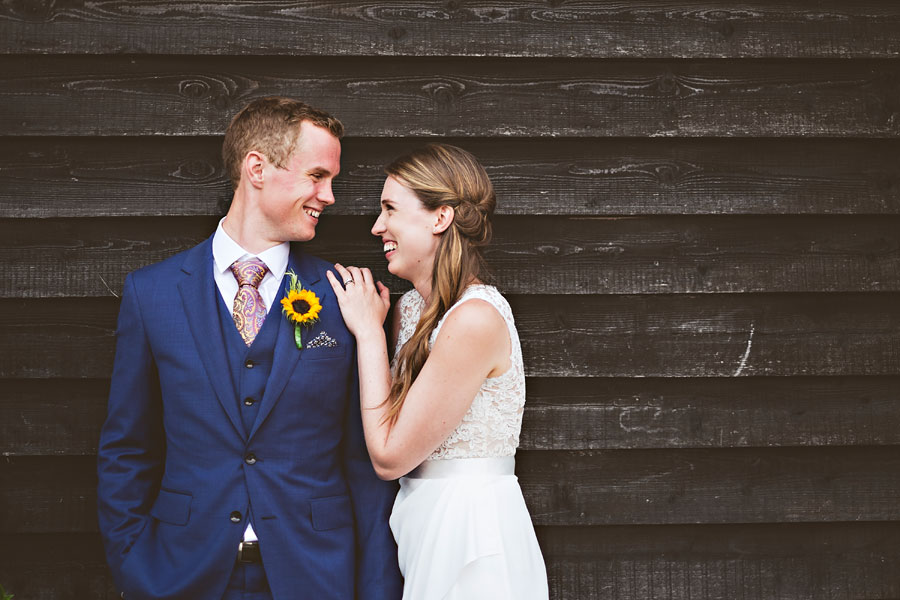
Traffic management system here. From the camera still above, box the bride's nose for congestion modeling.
[371,213,386,236]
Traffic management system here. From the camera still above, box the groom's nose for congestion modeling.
[318,180,336,205]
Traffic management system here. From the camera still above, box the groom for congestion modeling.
[97,97,402,599]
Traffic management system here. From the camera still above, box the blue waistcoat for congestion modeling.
[216,293,280,437]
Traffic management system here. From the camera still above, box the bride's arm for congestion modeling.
[327,264,509,480]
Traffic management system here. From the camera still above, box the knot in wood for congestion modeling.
[657,73,677,95]
[654,164,677,186]
[179,79,210,99]
[423,81,462,112]
[387,25,407,41]
[174,160,215,180]
[8,0,55,22]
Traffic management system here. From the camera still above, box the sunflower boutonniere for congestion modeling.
[280,269,322,349]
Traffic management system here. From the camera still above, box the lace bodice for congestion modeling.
[392,285,526,461]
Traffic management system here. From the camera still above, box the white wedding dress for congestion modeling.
[389,285,549,600]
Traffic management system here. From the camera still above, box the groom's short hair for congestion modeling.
[223,96,344,190]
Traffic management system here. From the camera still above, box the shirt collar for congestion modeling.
[212,217,290,282]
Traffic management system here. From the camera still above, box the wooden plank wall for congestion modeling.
[2,2,900,598]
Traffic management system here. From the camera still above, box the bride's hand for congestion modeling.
[326,263,391,340]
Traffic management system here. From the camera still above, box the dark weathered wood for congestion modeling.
[4,215,899,298]
[520,447,900,525]
[0,534,116,600]
[2,2,899,58]
[521,376,900,450]
[3,57,899,137]
[7,377,899,456]
[6,448,900,532]
[1,380,110,457]
[3,294,898,379]
[511,293,900,378]
[5,138,900,218]
[537,524,900,599]
[4,524,900,600]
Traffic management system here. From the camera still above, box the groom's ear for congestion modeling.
[243,151,267,189]
[433,205,454,234]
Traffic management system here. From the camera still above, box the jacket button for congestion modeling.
[244,359,254,369]
[243,397,255,406]
[245,454,257,465]
[230,511,242,523]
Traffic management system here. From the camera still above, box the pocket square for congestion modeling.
[306,331,338,349]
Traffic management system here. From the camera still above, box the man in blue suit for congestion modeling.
[97,97,403,599]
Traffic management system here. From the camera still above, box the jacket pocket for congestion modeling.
[309,494,353,531]
[150,488,192,526]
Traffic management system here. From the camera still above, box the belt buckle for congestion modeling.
[237,540,260,563]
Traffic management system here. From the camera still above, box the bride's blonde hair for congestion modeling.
[383,143,496,425]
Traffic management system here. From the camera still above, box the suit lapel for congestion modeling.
[249,246,325,440]
[177,236,245,440]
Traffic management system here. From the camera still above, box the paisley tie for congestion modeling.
[230,258,269,346]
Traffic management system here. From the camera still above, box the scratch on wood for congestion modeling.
[98,274,119,298]
[733,322,755,376]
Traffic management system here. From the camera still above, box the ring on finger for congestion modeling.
[344,278,354,285]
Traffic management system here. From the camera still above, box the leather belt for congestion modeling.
[237,541,262,563]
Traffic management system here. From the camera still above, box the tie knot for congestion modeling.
[231,258,268,288]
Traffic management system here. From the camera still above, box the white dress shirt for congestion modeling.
[211,217,289,541]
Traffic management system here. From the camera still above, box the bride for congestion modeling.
[326,143,548,599]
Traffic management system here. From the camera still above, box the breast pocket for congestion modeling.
[300,345,348,361]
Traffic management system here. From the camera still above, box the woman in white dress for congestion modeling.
[326,143,548,600]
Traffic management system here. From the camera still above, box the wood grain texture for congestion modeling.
[3,56,899,137]
[4,215,898,298]
[519,447,900,526]
[6,377,899,456]
[4,525,900,599]
[521,376,900,450]
[5,448,900,532]
[5,138,900,218]
[2,1,899,58]
[537,524,900,599]
[2,294,897,379]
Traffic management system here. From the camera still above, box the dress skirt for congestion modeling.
[389,456,549,600]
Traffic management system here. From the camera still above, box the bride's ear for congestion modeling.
[433,206,454,234]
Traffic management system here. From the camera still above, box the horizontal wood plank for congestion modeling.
[4,524,900,599]
[5,448,900,532]
[5,215,899,298]
[2,2,899,58]
[537,523,900,599]
[2,294,897,379]
[5,138,900,218]
[4,377,899,456]
[522,376,900,450]
[520,447,900,526]
[3,57,899,137]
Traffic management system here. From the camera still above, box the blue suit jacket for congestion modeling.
[97,237,402,599]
